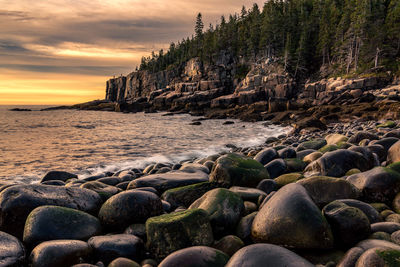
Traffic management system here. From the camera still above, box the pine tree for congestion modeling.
[195,13,204,39]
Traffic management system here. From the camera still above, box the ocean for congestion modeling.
[0,105,290,183]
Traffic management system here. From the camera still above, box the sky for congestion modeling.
[0,0,264,105]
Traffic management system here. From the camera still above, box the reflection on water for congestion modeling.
[0,106,290,183]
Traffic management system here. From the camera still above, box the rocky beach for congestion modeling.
[2,117,400,266]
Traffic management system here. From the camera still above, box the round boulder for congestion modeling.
[0,231,25,266]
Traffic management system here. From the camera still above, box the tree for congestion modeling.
[195,13,204,39]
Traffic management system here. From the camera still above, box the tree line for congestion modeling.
[139,0,400,79]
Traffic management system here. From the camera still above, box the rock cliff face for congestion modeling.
[105,54,396,115]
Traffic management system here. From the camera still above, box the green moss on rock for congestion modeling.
[275,173,304,187]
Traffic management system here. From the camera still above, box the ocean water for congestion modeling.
[0,105,290,183]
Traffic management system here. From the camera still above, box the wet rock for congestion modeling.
[251,183,334,249]
[253,148,278,165]
[146,209,213,259]
[226,243,314,267]
[98,190,163,231]
[189,188,244,234]
[212,235,244,256]
[229,186,266,202]
[80,181,121,201]
[256,179,277,194]
[108,258,140,267]
[0,184,102,238]
[0,231,25,266]
[265,158,287,179]
[23,205,101,247]
[41,171,77,183]
[29,240,91,267]
[323,201,371,246]
[97,177,121,186]
[348,131,379,144]
[161,182,217,209]
[305,149,372,177]
[158,246,229,267]
[297,176,361,208]
[210,153,269,187]
[179,163,209,174]
[88,234,143,264]
[388,140,400,164]
[347,167,400,203]
[127,171,208,193]
[337,199,383,224]
[337,247,364,267]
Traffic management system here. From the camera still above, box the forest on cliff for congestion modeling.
[139,0,400,80]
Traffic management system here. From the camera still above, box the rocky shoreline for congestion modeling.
[2,119,400,266]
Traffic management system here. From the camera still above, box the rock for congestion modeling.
[356,239,400,251]
[189,188,244,234]
[97,177,121,186]
[346,167,400,203]
[337,199,383,224]
[391,230,400,245]
[297,139,327,151]
[210,153,269,187]
[212,235,244,256]
[285,158,307,172]
[80,181,121,201]
[226,243,314,267]
[158,246,229,267]
[371,137,399,152]
[278,147,296,159]
[127,171,208,193]
[98,190,163,231]
[256,179,277,194]
[41,171,77,183]
[337,247,364,267]
[161,182,217,209]
[146,209,213,259]
[29,240,91,267]
[348,131,379,144]
[23,205,101,247]
[251,183,334,249]
[108,258,140,267]
[297,176,361,208]
[0,231,25,266]
[388,140,400,164]
[303,151,323,163]
[377,121,397,128]
[297,149,317,160]
[265,158,287,179]
[371,222,400,234]
[253,148,279,165]
[356,247,400,266]
[235,212,257,243]
[325,133,348,145]
[179,163,210,174]
[304,149,372,177]
[124,224,146,241]
[323,201,371,246]
[88,234,143,264]
[41,180,66,186]
[229,186,267,202]
[0,184,102,238]
[274,173,303,187]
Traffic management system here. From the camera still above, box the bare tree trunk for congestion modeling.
[354,37,360,72]
[375,47,381,68]
[347,39,354,74]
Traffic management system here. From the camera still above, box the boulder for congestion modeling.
[348,131,379,144]
[256,179,277,194]
[265,159,287,179]
[297,139,327,151]
[235,212,257,243]
[355,247,400,267]
[0,231,25,266]
[325,134,348,145]
[253,148,278,165]
[158,246,229,267]
[337,199,383,224]
[189,188,244,234]
[210,153,269,187]
[88,234,143,264]
[371,222,400,234]
[212,235,244,256]
[388,140,400,164]
[226,244,314,267]
[274,173,303,187]
[98,190,163,231]
[80,181,121,201]
[179,163,210,174]
[297,176,361,207]
[356,239,400,251]
[41,171,77,183]
[23,205,101,247]
[323,201,371,246]
[161,182,217,209]
[29,240,91,267]
[146,209,213,259]
[0,184,102,237]
[347,167,400,203]
[251,183,334,249]
[337,247,364,267]
[229,187,267,202]
[278,147,297,159]
[127,171,208,193]
[108,258,140,267]
[304,149,372,177]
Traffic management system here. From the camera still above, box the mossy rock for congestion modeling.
[356,248,400,267]
[162,182,218,209]
[275,173,304,187]
[387,162,400,174]
[377,121,397,129]
[297,139,327,151]
[371,203,391,213]
[146,209,214,259]
[210,153,269,187]
[319,145,338,154]
[189,188,244,235]
[369,231,392,241]
[346,168,361,176]
[376,249,400,266]
[284,158,307,172]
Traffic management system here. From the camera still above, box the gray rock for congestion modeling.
[23,205,101,247]
[337,199,383,224]
[251,183,334,249]
[98,190,163,231]
[371,222,400,234]
[229,186,267,202]
[41,171,77,183]
[254,148,278,165]
[337,247,364,267]
[355,247,400,267]
[0,231,25,266]
[265,158,287,179]
[212,235,244,256]
[388,140,400,164]
[348,131,379,144]
[226,243,314,267]
[235,212,257,243]
[256,179,277,194]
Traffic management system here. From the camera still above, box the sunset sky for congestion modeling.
[0,0,264,105]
